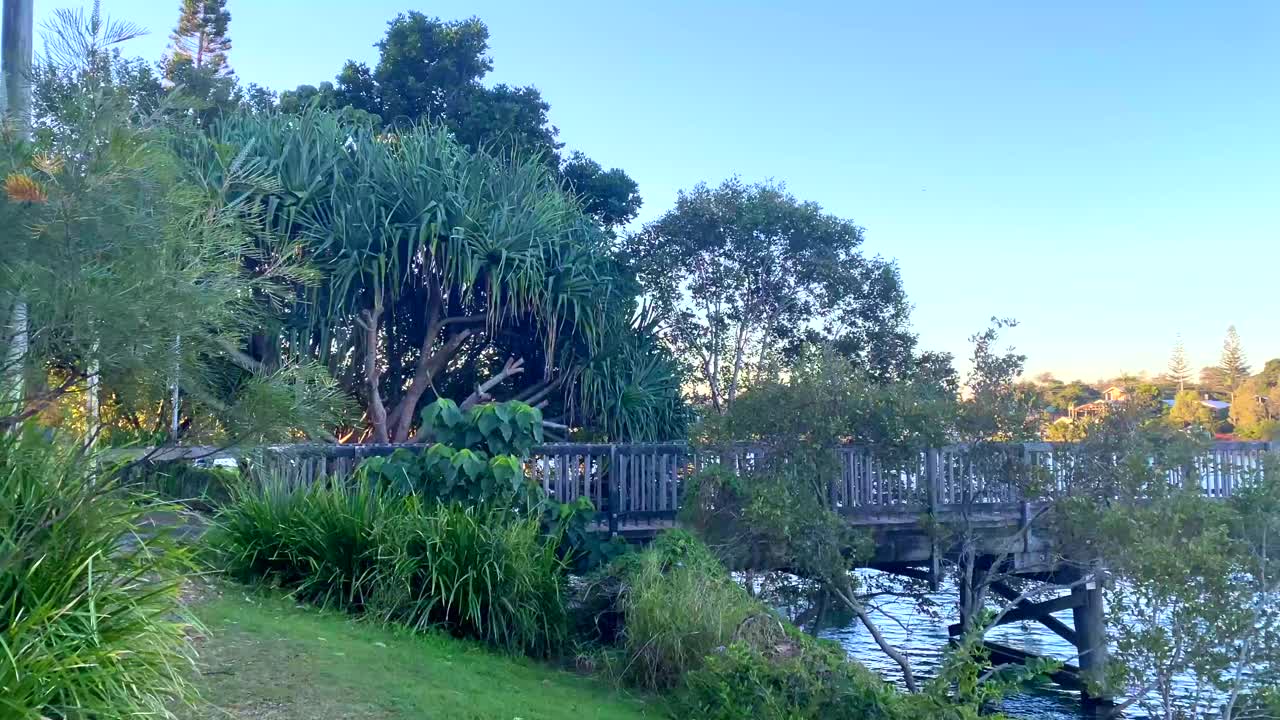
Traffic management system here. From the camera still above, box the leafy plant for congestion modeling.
[0,430,194,719]
[679,638,901,720]
[353,399,545,507]
[597,531,771,690]
[372,501,567,657]
[208,478,568,658]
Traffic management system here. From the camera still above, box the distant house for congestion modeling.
[1101,386,1128,402]
[1069,386,1129,421]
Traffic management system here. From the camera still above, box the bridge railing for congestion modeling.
[133,439,1276,531]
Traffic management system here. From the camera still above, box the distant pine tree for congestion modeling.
[1220,325,1251,392]
[1167,334,1192,392]
[166,0,232,78]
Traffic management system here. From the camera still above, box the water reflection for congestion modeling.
[760,570,1137,720]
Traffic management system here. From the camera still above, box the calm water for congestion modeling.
[768,571,1226,720]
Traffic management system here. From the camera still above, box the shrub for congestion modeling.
[354,399,545,507]
[0,430,194,718]
[679,637,901,720]
[209,478,388,610]
[208,480,568,657]
[373,502,567,657]
[607,530,771,690]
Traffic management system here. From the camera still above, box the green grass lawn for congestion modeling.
[186,586,665,720]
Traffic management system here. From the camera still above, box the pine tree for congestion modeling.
[1220,325,1251,393]
[167,0,232,78]
[1167,334,1192,392]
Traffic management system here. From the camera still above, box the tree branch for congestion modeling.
[461,357,525,411]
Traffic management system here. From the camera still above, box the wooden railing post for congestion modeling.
[607,444,620,537]
[925,448,940,514]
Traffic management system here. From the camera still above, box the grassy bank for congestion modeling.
[186,587,665,720]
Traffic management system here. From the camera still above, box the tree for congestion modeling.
[624,178,915,413]
[177,108,684,443]
[1052,422,1280,719]
[560,151,642,231]
[1221,325,1251,394]
[165,0,231,78]
[1230,359,1280,440]
[279,12,640,234]
[1167,389,1213,430]
[2,7,349,443]
[1168,334,1192,392]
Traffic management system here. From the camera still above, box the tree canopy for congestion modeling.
[278,11,640,231]
[624,178,926,414]
[176,108,684,443]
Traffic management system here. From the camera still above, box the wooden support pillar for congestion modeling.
[1071,578,1111,705]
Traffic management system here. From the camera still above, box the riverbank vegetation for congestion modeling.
[2,4,1278,720]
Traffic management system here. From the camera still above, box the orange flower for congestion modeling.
[4,173,47,204]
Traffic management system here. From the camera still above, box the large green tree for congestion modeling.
[278,12,641,230]
[624,178,921,413]
[4,7,348,444]
[177,108,683,443]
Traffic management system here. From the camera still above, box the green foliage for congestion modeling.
[625,178,920,409]
[13,9,352,442]
[679,638,900,720]
[0,430,194,718]
[278,11,639,229]
[373,502,567,657]
[1231,358,1280,438]
[211,478,389,609]
[133,460,237,506]
[180,107,680,442]
[355,400,545,507]
[1167,389,1215,430]
[208,479,568,658]
[1053,418,1280,718]
[166,0,233,78]
[908,627,1056,720]
[593,531,773,690]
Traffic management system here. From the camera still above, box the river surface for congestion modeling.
[768,571,1222,720]
[814,572,1085,719]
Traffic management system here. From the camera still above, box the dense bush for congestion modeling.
[212,479,389,609]
[679,637,900,720]
[208,480,568,657]
[373,502,566,657]
[597,530,777,690]
[0,431,194,718]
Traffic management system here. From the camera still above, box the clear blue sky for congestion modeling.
[35,1,1280,381]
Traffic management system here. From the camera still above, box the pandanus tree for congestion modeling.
[177,108,684,442]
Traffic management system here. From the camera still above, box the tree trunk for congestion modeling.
[359,305,389,444]
[2,0,32,420]
[726,322,748,409]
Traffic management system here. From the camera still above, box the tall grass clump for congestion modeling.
[208,480,568,657]
[0,430,194,718]
[209,478,388,610]
[373,502,567,657]
[609,530,769,689]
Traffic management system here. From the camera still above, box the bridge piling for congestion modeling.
[1071,574,1111,705]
